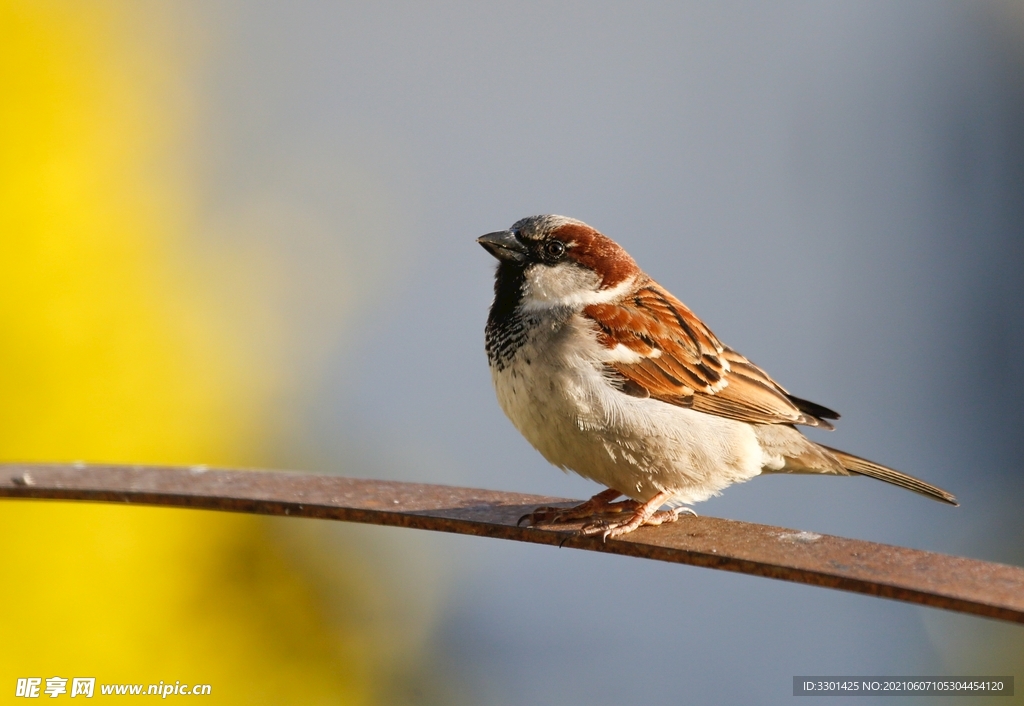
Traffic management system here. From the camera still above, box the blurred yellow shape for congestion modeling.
[0,2,394,702]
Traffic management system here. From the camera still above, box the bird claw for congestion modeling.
[577,505,696,542]
[517,491,695,542]
[516,489,630,529]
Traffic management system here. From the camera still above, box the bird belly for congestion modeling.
[490,321,764,505]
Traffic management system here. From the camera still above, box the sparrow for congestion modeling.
[478,215,957,540]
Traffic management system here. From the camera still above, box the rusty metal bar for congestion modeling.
[1,463,1022,624]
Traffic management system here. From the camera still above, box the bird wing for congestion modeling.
[583,281,837,429]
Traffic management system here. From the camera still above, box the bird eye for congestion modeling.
[544,240,566,259]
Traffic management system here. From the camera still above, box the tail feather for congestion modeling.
[820,445,958,506]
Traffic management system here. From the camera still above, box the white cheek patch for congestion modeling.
[522,262,599,307]
[521,265,636,312]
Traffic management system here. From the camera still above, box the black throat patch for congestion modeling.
[485,262,531,371]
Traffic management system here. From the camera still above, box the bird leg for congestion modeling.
[578,490,697,541]
[517,488,633,527]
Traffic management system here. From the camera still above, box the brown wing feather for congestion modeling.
[584,281,834,429]
[718,347,838,428]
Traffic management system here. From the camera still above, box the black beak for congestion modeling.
[477,230,527,263]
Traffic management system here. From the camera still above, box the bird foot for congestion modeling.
[579,502,696,541]
[517,488,633,527]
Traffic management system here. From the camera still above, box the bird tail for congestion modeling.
[819,445,958,506]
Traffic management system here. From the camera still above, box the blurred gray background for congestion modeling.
[195,1,1024,703]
